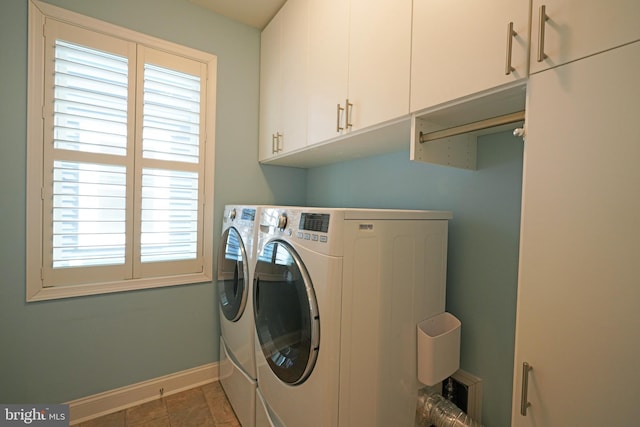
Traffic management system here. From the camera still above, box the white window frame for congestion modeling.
[26,0,216,301]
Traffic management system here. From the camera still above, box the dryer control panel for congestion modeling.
[258,208,345,256]
[296,212,330,244]
[299,213,330,233]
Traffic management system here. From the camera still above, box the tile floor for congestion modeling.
[76,382,241,427]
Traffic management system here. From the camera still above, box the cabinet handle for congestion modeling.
[276,132,283,152]
[336,103,344,132]
[271,133,277,154]
[345,99,353,129]
[505,22,517,75]
[520,362,533,416]
[537,5,549,62]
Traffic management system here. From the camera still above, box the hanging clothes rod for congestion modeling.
[419,110,525,144]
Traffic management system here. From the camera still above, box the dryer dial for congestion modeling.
[277,213,288,230]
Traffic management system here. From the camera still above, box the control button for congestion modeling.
[304,233,311,240]
[320,236,328,243]
[229,208,237,221]
[312,234,319,241]
[297,232,303,239]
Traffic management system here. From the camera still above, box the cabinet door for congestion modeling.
[410,0,529,113]
[530,0,640,74]
[258,0,308,161]
[279,0,308,154]
[348,0,411,130]
[258,14,282,162]
[512,42,640,426]
[307,0,349,145]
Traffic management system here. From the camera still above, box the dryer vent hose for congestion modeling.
[416,388,484,427]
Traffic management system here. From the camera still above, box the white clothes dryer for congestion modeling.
[253,207,452,427]
[218,205,261,427]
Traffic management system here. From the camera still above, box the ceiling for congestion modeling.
[188,0,286,29]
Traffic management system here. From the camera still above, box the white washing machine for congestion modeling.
[253,207,452,427]
[217,205,261,427]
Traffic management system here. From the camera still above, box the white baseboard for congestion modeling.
[67,362,219,425]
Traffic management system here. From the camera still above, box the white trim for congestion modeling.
[27,272,212,302]
[67,362,219,425]
[31,0,215,63]
[26,0,217,301]
[26,0,46,302]
[202,54,217,285]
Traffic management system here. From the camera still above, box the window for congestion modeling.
[26,1,216,301]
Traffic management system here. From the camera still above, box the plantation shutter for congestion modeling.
[42,20,135,286]
[41,19,206,286]
[135,46,206,278]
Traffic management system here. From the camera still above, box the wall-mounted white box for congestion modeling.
[417,312,461,386]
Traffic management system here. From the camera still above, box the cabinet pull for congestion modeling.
[505,22,517,75]
[276,132,283,152]
[537,5,549,62]
[345,99,353,129]
[336,103,345,132]
[520,362,533,416]
[271,132,283,153]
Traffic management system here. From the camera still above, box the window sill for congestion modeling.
[26,272,212,302]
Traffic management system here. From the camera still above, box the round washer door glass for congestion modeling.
[218,227,249,322]
[254,240,320,385]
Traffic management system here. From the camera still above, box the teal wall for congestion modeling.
[306,131,523,426]
[0,0,305,403]
[1,1,522,425]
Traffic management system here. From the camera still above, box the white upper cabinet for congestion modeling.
[530,0,640,74]
[307,0,412,146]
[347,0,412,131]
[258,13,281,161]
[280,0,308,153]
[410,0,530,113]
[306,0,349,146]
[258,0,308,161]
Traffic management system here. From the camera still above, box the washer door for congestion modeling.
[218,227,249,322]
[254,240,320,385]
